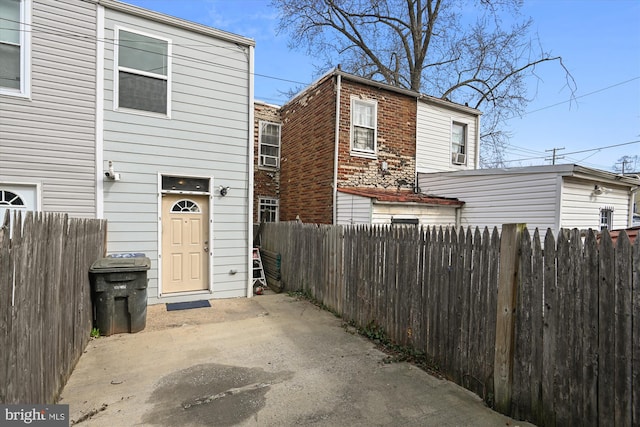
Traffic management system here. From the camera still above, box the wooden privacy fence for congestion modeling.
[260,222,639,427]
[0,211,107,404]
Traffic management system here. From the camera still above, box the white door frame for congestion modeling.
[157,173,213,298]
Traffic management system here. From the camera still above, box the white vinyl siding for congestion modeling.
[419,168,635,237]
[336,192,372,225]
[103,9,252,303]
[336,191,458,227]
[419,170,560,235]
[559,177,630,231]
[372,203,457,227]
[416,100,477,173]
[0,0,96,217]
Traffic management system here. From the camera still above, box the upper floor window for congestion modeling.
[0,0,30,97]
[259,198,278,223]
[600,206,613,231]
[351,98,377,156]
[115,27,171,115]
[451,122,467,165]
[259,121,281,168]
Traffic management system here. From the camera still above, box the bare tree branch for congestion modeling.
[273,0,577,166]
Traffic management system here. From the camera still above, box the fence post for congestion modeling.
[493,223,525,414]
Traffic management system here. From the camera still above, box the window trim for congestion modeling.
[0,0,31,98]
[259,197,279,223]
[350,97,377,158]
[113,26,172,117]
[258,121,281,169]
[451,121,468,166]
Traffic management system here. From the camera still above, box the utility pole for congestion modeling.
[545,147,565,165]
[616,158,631,174]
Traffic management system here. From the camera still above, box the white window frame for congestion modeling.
[258,121,281,168]
[0,0,31,97]
[600,206,613,231]
[451,121,467,166]
[113,26,171,117]
[259,197,279,223]
[350,97,377,157]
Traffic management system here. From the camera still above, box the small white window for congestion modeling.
[259,121,281,168]
[259,198,278,223]
[351,98,377,155]
[451,122,467,165]
[0,0,30,97]
[600,206,613,230]
[115,27,171,115]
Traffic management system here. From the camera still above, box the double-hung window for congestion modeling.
[600,207,613,230]
[259,198,278,223]
[351,98,377,156]
[259,121,281,168]
[451,122,467,165]
[0,0,30,96]
[115,28,171,115]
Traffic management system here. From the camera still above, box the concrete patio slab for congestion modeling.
[59,293,533,427]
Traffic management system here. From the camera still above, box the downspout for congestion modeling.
[474,114,481,169]
[332,74,342,224]
[628,181,638,227]
[95,5,105,219]
[455,205,462,228]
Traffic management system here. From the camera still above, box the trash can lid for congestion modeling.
[107,252,146,258]
[90,256,151,273]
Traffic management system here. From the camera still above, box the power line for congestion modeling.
[505,76,640,120]
[499,140,640,166]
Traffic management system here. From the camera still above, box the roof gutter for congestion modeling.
[332,74,341,224]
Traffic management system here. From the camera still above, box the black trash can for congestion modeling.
[89,256,151,336]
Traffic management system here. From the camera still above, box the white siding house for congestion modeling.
[1,0,97,218]
[418,165,639,236]
[1,0,256,304]
[99,1,255,304]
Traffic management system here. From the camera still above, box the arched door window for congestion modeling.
[171,199,201,213]
[0,190,25,208]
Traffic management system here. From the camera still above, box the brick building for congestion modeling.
[255,68,481,226]
[253,101,281,223]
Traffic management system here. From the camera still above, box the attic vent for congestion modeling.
[452,152,466,165]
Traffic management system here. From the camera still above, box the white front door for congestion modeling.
[161,194,209,294]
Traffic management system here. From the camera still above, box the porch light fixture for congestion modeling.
[593,185,609,196]
[219,186,230,196]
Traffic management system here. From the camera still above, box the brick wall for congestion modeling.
[254,102,281,223]
[280,79,337,224]
[337,80,417,191]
